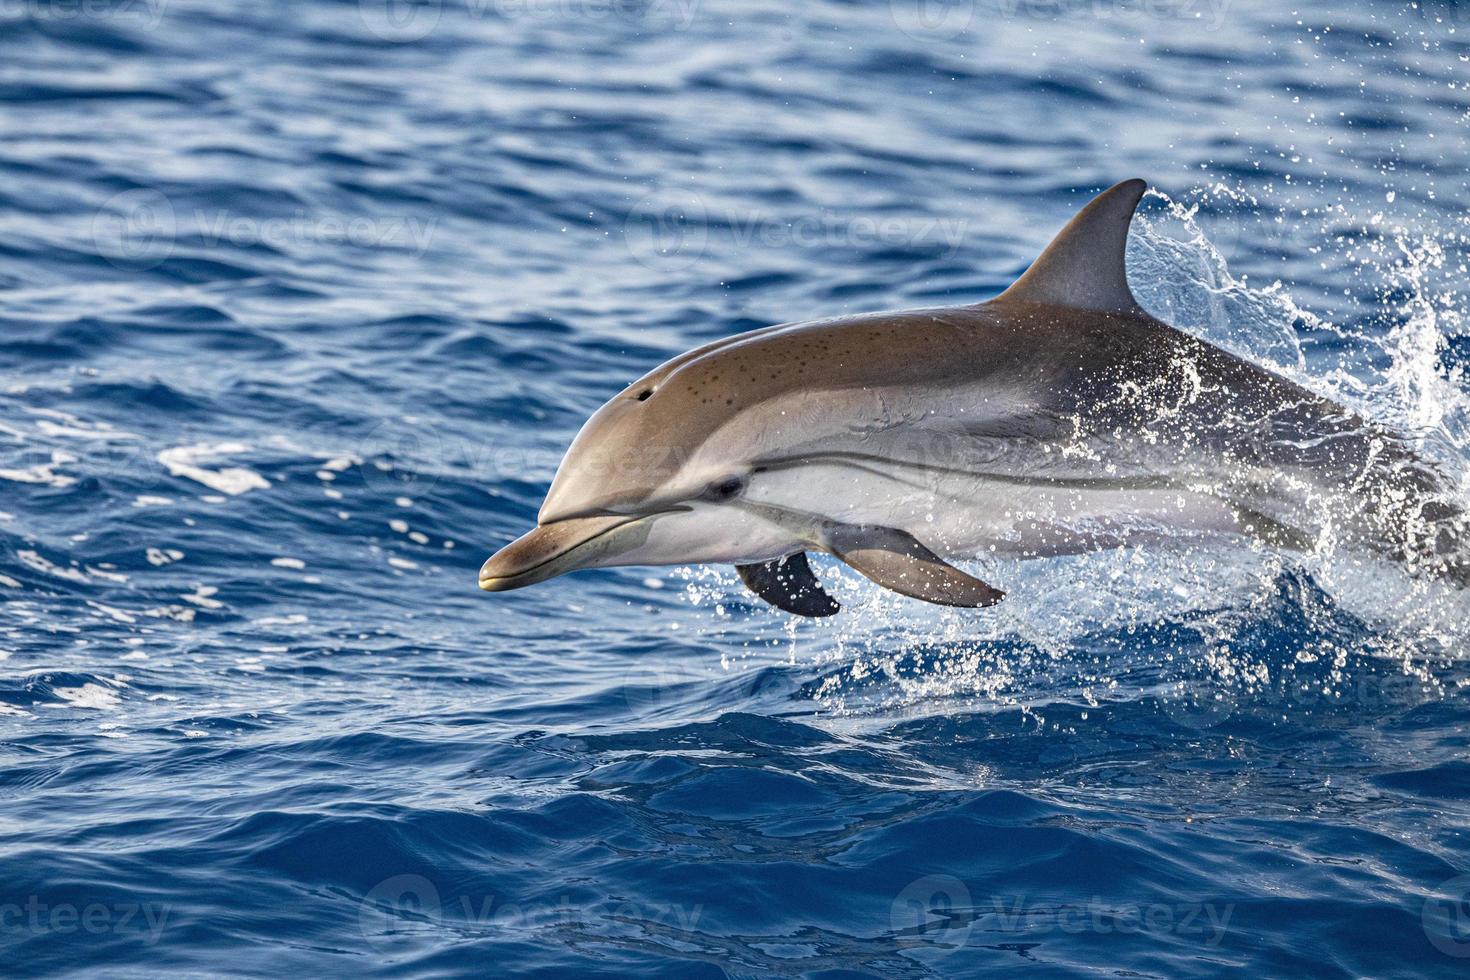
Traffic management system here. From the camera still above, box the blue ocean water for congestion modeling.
[3,0,1470,975]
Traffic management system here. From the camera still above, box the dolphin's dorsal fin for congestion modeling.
[995,178,1146,314]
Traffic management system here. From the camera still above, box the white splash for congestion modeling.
[146,548,184,567]
[50,683,121,711]
[133,495,174,508]
[182,585,224,609]
[16,550,90,584]
[157,442,270,495]
[0,450,78,488]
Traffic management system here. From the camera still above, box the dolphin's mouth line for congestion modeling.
[538,502,693,525]
[479,515,643,589]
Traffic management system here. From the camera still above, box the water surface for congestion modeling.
[2,1,1470,975]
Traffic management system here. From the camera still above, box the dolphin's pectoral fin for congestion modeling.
[826,525,1005,608]
[736,552,841,617]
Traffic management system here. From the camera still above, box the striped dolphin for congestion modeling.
[480,179,1459,616]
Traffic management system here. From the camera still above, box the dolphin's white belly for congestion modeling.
[934,482,1248,559]
[755,461,1251,562]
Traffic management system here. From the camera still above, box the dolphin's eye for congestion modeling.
[706,475,746,501]
[636,388,653,401]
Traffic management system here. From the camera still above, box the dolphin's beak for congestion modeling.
[479,514,645,591]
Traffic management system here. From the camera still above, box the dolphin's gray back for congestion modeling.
[684,300,1377,477]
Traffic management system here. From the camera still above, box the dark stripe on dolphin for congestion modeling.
[750,451,1188,492]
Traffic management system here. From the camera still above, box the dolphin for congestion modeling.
[480,179,1460,616]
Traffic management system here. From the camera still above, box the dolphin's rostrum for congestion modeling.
[480,179,1461,615]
